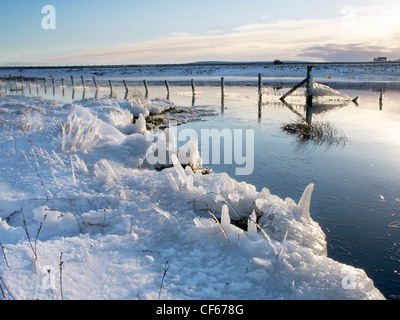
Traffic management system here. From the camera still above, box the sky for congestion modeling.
[1,0,400,65]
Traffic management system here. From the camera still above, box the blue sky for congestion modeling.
[1,0,400,65]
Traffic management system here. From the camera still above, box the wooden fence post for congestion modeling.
[165,80,170,100]
[306,66,314,107]
[143,80,149,96]
[71,76,75,89]
[165,80,170,95]
[123,80,129,99]
[191,79,196,96]
[92,77,98,90]
[61,78,65,96]
[81,76,86,90]
[52,77,56,95]
[20,77,24,94]
[258,73,262,96]
[109,80,113,96]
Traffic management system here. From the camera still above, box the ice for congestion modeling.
[134,114,147,134]
[247,210,258,238]
[297,183,314,220]
[221,204,231,229]
[171,153,187,186]
[178,138,202,170]
[0,95,385,300]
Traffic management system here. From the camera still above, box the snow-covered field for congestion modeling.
[0,91,386,300]
[1,62,399,81]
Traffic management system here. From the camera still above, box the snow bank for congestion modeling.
[0,95,384,300]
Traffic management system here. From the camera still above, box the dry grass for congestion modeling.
[283,120,347,147]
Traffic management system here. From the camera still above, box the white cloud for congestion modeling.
[169,32,193,37]
[44,3,400,64]
[205,29,222,34]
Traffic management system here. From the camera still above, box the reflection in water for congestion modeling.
[283,118,348,149]
[278,98,349,148]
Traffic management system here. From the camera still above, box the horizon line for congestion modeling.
[1,59,399,69]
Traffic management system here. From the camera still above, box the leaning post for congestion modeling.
[92,77,98,90]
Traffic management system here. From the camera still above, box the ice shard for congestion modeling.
[297,183,314,219]
[221,204,231,229]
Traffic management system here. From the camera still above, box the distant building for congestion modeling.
[374,57,387,62]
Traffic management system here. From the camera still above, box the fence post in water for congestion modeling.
[379,88,384,111]
[306,66,314,107]
[191,79,196,96]
[81,76,86,90]
[61,78,65,96]
[52,77,56,95]
[221,77,225,113]
[143,80,149,97]
[123,80,129,92]
[109,80,113,96]
[165,80,170,100]
[92,77,98,90]
[165,80,170,94]
[123,80,129,99]
[44,78,47,94]
[258,73,262,97]
[71,76,75,89]
[20,77,24,94]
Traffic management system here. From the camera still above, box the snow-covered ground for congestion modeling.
[1,62,399,82]
[0,93,385,300]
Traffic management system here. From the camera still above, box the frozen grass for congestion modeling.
[283,120,348,147]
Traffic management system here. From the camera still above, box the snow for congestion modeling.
[2,62,400,82]
[0,94,385,300]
